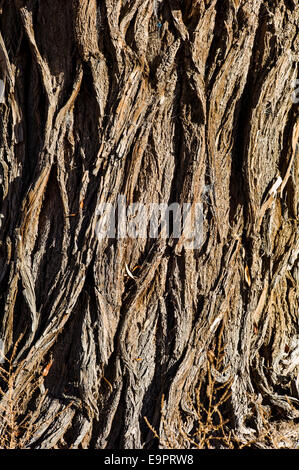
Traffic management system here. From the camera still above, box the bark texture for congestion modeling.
[0,0,298,449]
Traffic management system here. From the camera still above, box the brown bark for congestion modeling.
[0,0,298,449]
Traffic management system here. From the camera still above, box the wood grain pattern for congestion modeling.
[0,0,298,449]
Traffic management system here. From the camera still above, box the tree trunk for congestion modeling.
[0,0,298,449]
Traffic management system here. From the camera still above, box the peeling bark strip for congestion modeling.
[0,0,298,449]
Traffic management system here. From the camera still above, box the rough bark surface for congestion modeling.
[0,0,298,449]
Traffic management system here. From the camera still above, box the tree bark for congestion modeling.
[0,0,298,449]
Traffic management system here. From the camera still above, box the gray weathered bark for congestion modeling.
[0,0,298,449]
